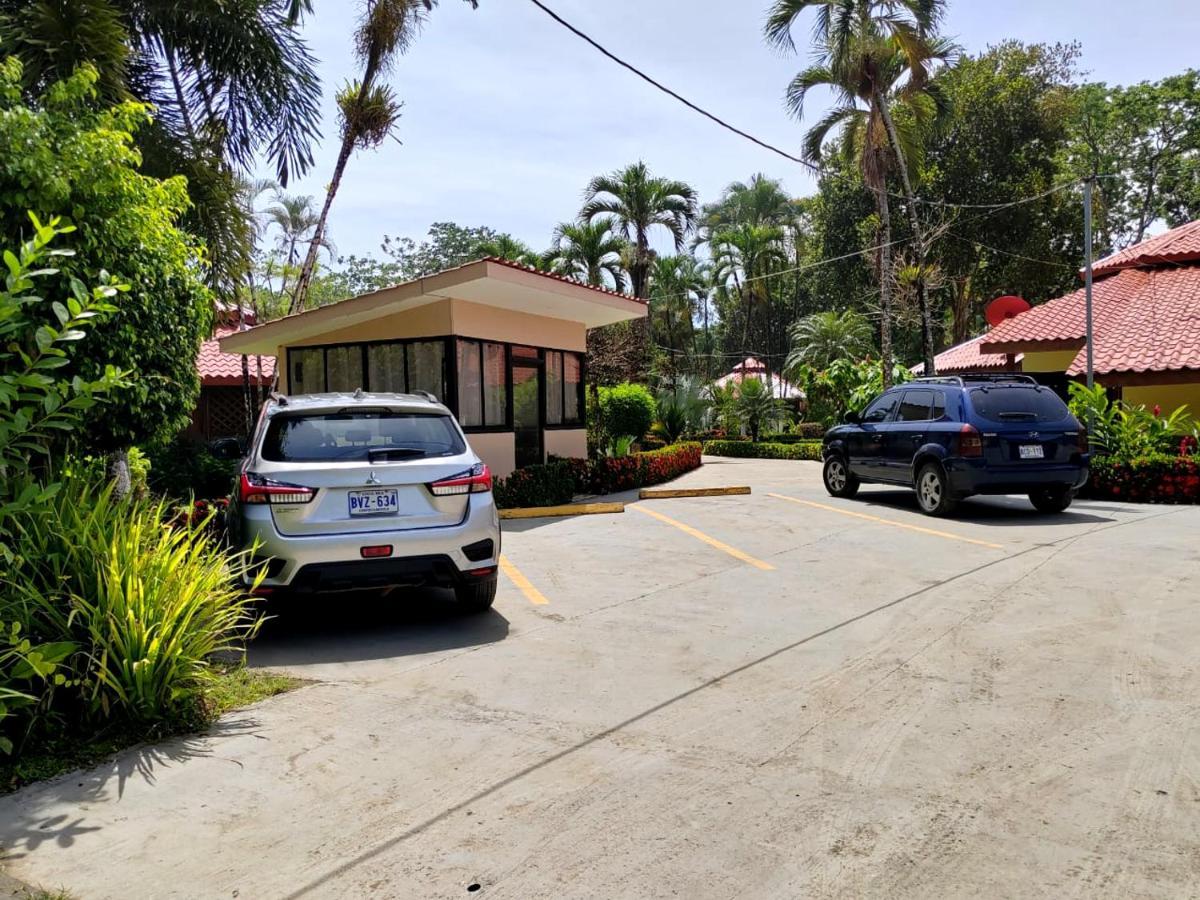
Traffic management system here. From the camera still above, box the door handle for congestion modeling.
[911,435,922,443]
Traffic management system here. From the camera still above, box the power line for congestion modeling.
[526,0,821,173]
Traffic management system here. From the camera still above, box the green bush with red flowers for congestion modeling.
[494,443,702,508]
[1085,453,1200,504]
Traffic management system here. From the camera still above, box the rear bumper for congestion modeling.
[239,494,500,591]
[944,457,1090,495]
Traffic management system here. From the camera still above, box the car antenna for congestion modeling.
[353,387,364,400]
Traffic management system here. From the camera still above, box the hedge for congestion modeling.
[703,440,823,461]
[493,443,703,508]
[1085,455,1200,504]
[762,423,828,442]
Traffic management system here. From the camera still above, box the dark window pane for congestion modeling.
[289,348,324,394]
[862,394,898,423]
[326,345,363,393]
[367,344,406,393]
[263,413,465,462]
[545,351,563,425]
[969,386,1070,423]
[564,353,582,424]
[931,393,947,420]
[408,341,445,400]
[897,390,934,422]
[483,343,507,426]
[457,340,483,428]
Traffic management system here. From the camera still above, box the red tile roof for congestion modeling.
[199,325,276,386]
[924,334,1022,374]
[982,265,1200,376]
[1090,220,1200,278]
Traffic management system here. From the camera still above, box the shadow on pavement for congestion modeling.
[853,488,1117,526]
[0,716,259,860]
[247,588,510,668]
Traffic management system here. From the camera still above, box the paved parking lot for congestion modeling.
[3,457,1199,898]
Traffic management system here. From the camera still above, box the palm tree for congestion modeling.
[475,234,545,270]
[1,0,323,296]
[698,173,797,238]
[265,193,327,296]
[785,310,873,374]
[545,218,628,291]
[734,377,786,442]
[711,223,788,380]
[648,254,707,375]
[581,161,698,299]
[291,0,479,311]
[767,0,956,374]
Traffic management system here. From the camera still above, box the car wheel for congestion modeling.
[823,455,860,498]
[1029,487,1074,514]
[455,574,497,613]
[915,462,957,517]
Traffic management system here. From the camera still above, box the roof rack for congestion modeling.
[269,391,289,407]
[911,374,1038,387]
[412,390,439,404]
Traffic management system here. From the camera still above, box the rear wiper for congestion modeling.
[997,412,1037,420]
[368,447,427,461]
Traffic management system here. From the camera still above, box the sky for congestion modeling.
[265,0,1200,261]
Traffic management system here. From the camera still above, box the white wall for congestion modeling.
[544,429,587,461]
[468,431,518,478]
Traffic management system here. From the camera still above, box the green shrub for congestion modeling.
[1085,454,1200,504]
[703,440,823,461]
[1068,383,1193,460]
[146,436,240,500]
[493,461,576,509]
[497,444,704,507]
[762,424,827,443]
[3,477,263,750]
[598,383,656,442]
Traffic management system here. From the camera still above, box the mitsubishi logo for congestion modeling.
[366,470,381,485]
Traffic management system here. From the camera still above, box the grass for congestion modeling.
[0,665,302,794]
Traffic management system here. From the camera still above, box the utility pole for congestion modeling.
[1083,177,1095,389]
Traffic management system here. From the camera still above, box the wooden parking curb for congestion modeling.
[638,486,752,500]
[499,502,625,520]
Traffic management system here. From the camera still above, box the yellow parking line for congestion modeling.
[631,504,775,571]
[766,493,1005,550]
[499,555,550,605]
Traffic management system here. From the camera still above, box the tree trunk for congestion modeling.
[876,184,895,390]
[291,138,355,313]
[877,94,936,375]
[108,448,132,498]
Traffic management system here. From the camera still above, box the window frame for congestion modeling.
[543,349,586,429]
[896,389,936,423]
[284,336,586,434]
[862,392,899,424]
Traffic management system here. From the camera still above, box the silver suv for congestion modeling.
[232,391,501,612]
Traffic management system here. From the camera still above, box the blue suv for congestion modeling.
[821,375,1090,517]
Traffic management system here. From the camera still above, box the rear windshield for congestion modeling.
[968,387,1071,424]
[262,412,465,462]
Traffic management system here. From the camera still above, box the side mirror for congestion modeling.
[843,410,862,425]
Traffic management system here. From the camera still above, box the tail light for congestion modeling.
[957,424,983,458]
[429,463,492,496]
[1075,429,1089,454]
[239,472,315,505]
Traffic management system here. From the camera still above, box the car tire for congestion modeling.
[823,454,860,498]
[1029,487,1075,514]
[455,574,498,613]
[915,462,957,517]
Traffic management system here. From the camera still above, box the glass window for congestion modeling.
[326,345,363,393]
[897,390,934,422]
[289,348,324,395]
[483,343,507,427]
[408,340,445,400]
[457,340,483,428]
[511,345,539,360]
[862,394,898,424]
[564,353,582,423]
[367,344,406,393]
[931,392,947,420]
[262,412,465,462]
[969,386,1071,423]
[545,352,563,425]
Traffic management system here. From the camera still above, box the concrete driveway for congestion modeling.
[3,457,1199,898]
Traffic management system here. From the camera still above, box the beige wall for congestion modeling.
[1123,383,1200,421]
[468,432,518,479]
[544,429,587,461]
[1023,349,1081,372]
[288,300,452,348]
[449,299,586,352]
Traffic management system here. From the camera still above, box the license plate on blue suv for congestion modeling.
[1019,444,1045,459]
[348,489,399,516]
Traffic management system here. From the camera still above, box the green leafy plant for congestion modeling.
[492,462,577,509]
[598,383,656,444]
[703,440,823,462]
[1068,383,1191,460]
[604,435,636,459]
[733,377,789,443]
